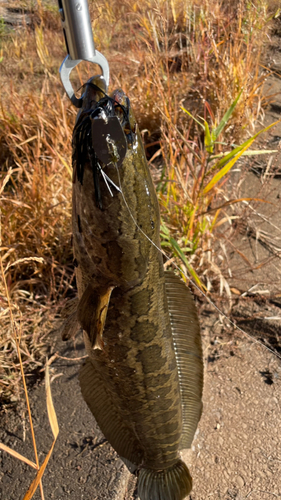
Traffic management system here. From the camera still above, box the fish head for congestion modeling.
[72,78,160,289]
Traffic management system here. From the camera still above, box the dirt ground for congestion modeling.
[0,305,280,500]
[183,312,281,500]
[1,9,281,500]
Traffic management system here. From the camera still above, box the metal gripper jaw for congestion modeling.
[57,0,110,107]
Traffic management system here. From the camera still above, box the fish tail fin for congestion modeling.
[138,459,192,500]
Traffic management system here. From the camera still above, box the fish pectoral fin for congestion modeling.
[77,284,115,350]
[60,297,79,318]
[60,310,81,341]
[57,298,81,341]
[95,286,115,349]
[79,358,142,467]
[165,270,204,450]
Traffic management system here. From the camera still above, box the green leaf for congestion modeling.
[169,238,206,290]
[211,129,217,143]
[160,222,170,237]
[213,89,243,140]
[204,120,213,153]
[204,139,254,194]
[207,120,281,184]
[212,120,281,170]
[214,140,254,170]
[181,107,204,129]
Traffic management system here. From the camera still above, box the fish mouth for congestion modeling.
[72,76,136,208]
[74,75,136,156]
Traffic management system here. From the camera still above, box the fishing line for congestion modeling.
[112,161,281,362]
[100,168,121,196]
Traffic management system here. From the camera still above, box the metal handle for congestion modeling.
[60,55,109,108]
[58,0,110,107]
[58,0,96,62]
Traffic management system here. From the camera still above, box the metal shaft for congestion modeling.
[58,0,96,63]
[57,0,110,106]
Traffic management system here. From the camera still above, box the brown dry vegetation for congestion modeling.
[0,0,278,404]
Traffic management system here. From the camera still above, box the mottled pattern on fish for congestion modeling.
[82,257,182,467]
[72,80,158,295]
[66,76,203,500]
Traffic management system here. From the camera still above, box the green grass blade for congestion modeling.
[169,237,206,290]
[204,120,213,153]
[204,140,255,194]
[213,139,254,171]
[219,120,280,167]
[207,120,281,184]
[160,222,171,240]
[213,89,243,140]
[181,106,204,129]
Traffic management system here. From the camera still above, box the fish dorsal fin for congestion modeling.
[77,284,115,350]
[164,270,204,449]
[79,358,143,467]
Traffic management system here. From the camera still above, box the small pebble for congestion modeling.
[236,475,244,488]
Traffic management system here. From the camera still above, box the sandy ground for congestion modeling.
[0,307,280,500]
[184,313,281,500]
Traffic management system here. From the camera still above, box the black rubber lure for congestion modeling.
[72,83,133,209]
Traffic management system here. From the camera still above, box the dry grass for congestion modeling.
[0,0,278,403]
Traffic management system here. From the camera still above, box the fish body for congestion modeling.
[69,76,203,500]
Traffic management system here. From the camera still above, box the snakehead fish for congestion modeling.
[66,75,203,500]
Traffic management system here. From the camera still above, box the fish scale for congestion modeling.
[63,75,203,500]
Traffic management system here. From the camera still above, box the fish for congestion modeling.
[66,75,203,500]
